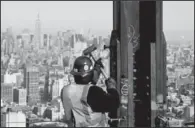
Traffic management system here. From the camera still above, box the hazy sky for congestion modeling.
[1,1,194,35]
[1,1,113,35]
[163,1,194,31]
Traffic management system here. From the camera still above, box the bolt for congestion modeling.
[133,93,137,97]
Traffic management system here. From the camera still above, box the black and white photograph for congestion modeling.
[1,1,194,127]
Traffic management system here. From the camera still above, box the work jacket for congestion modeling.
[61,83,109,127]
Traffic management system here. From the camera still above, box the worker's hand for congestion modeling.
[105,77,116,89]
[92,59,103,85]
[92,69,100,85]
[93,58,103,76]
[94,58,104,69]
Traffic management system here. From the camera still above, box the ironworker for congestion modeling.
[61,56,120,127]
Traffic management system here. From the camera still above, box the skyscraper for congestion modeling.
[21,29,31,50]
[43,34,51,50]
[44,69,49,102]
[2,34,14,55]
[30,34,34,43]
[1,83,13,102]
[6,27,14,55]
[13,88,27,106]
[51,79,59,100]
[24,65,39,104]
[34,13,42,49]
[43,34,48,47]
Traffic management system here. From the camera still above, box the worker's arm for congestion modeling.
[87,78,120,113]
[61,86,74,127]
[91,60,102,84]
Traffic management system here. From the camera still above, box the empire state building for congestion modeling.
[34,13,42,49]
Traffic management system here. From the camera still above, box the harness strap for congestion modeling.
[72,84,108,127]
[61,86,75,127]
[80,85,92,124]
[81,85,91,106]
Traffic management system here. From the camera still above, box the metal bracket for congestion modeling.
[108,116,127,123]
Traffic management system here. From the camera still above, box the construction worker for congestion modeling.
[61,56,120,127]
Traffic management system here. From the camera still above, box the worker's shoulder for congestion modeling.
[62,84,77,96]
[88,85,105,92]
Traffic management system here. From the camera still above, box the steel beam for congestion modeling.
[113,1,165,127]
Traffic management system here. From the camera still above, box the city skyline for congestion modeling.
[1,1,194,127]
[1,2,194,33]
[1,1,113,36]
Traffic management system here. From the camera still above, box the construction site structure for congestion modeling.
[109,1,167,127]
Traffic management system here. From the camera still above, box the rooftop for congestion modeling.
[52,65,64,71]
[1,83,14,86]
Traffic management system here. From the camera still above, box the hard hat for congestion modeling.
[70,56,94,84]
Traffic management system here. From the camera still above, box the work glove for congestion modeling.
[105,77,117,89]
[94,58,104,74]
[92,59,103,84]
[94,58,104,68]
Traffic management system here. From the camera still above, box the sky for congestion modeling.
[1,1,194,38]
[163,1,194,41]
[163,1,194,31]
[1,1,113,35]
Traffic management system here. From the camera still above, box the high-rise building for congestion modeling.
[6,26,13,35]
[43,34,51,50]
[24,65,40,104]
[32,105,47,117]
[16,35,24,50]
[16,35,23,53]
[34,13,42,49]
[2,36,14,55]
[58,54,64,67]
[70,35,75,48]
[39,86,45,103]
[1,83,13,102]
[51,80,60,100]
[43,34,48,47]
[16,73,23,87]
[44,69,50,102]
[93,37,99,46]
[57,31,63,49]
[30,34,34,44]
[13,88,27,106]
[2,39,7,55]
[48,34,52,49]
[44,107,63,121]
[21,29,31,50]
[5,27,14,55]
[1,33,7,55]
[99,36,103,44]
[1,66,5,83]
[73,40,87,57]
